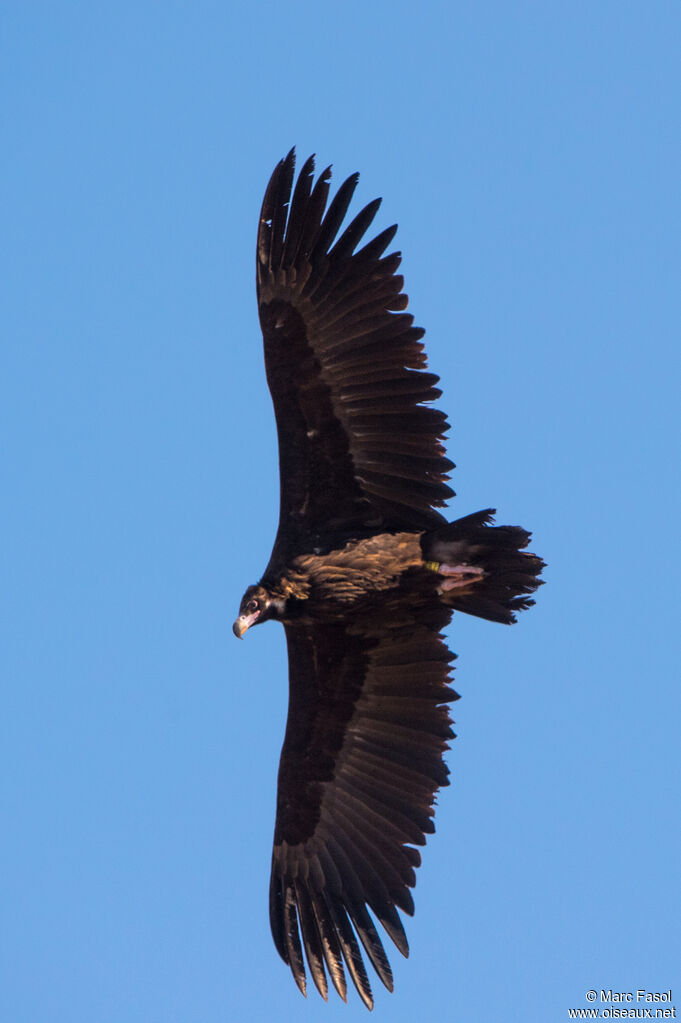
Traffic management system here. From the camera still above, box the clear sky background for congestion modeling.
[2,3,680,1022]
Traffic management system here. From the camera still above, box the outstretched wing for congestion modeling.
[269,608,457,1008]
[257,150,453,564]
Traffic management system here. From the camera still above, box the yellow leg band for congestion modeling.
[424,560,440,573]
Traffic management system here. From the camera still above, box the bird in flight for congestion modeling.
[233,150,543,1009]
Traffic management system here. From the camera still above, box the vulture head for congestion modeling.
[233,584,283,638]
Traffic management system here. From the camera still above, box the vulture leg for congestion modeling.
[424,559,485,593]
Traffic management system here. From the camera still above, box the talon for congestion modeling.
[439,562,484,577]
[437,563,485,593]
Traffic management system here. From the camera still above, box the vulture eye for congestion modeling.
[246,598,260,613]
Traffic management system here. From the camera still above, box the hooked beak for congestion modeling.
[232,610,259,639]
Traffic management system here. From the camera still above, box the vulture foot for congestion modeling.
[425,560,486,593]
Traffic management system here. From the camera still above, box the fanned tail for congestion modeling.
[422,509,545,624]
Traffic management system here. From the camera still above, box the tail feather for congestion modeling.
[422,509,545,624]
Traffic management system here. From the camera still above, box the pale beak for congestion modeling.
[232,611,259,638]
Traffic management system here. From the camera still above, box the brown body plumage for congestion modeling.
[233,150,544,1008]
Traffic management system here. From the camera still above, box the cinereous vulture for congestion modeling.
[233,150,544,1008]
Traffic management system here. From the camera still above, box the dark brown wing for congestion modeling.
[257,150,454,566]
[269,608,457,1008]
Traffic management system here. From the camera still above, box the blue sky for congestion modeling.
[2,3,679,1021]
